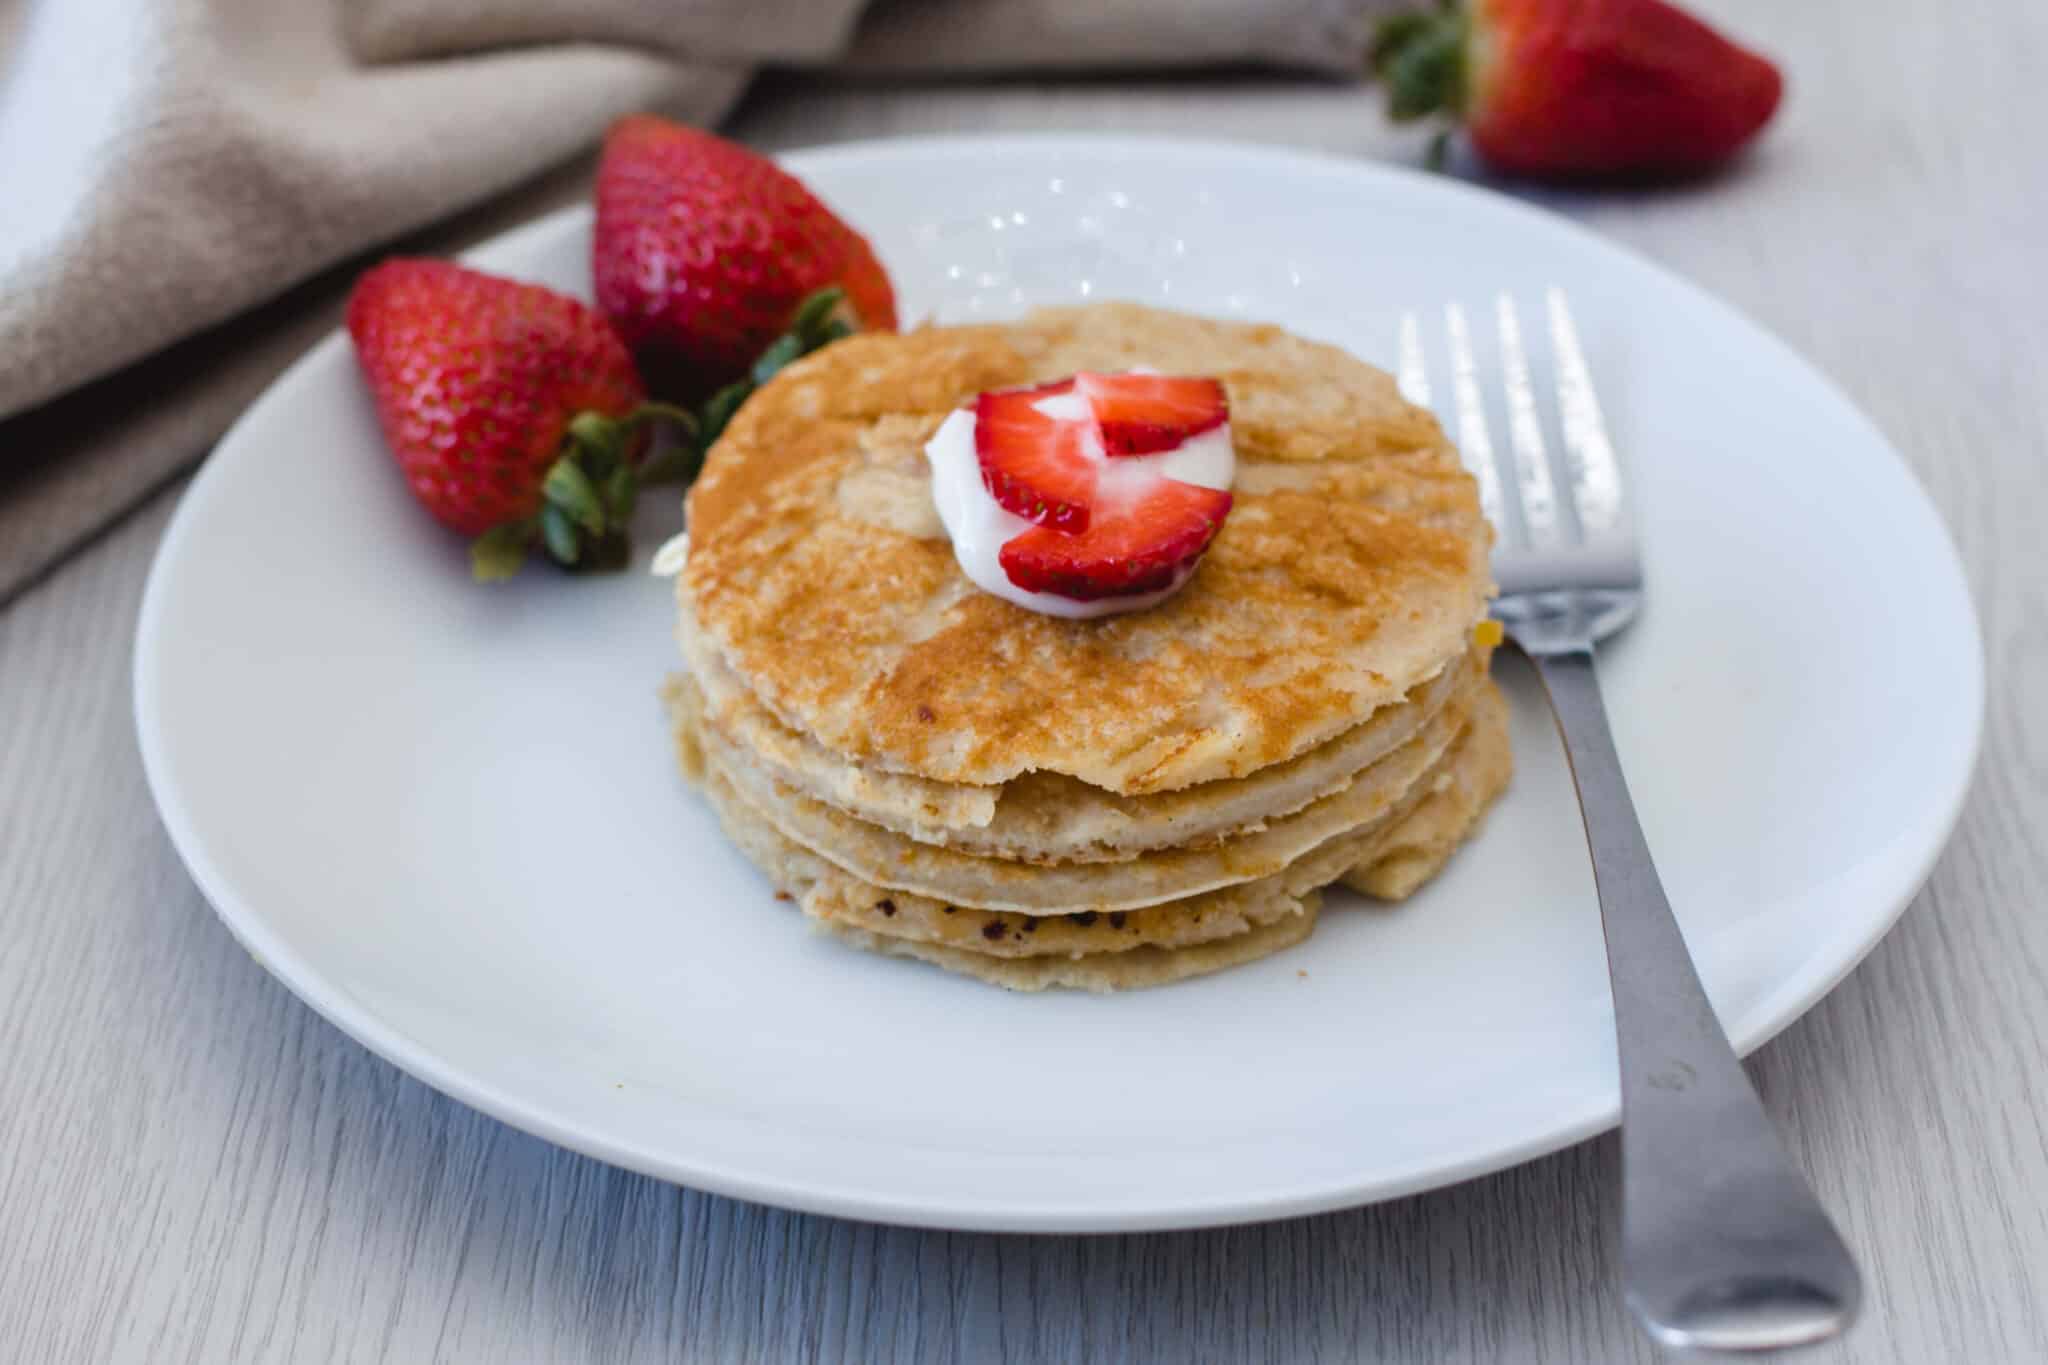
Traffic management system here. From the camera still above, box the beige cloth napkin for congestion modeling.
[0,0,1380,602]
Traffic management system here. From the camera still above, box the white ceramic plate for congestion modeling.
[135,136,1981,1232]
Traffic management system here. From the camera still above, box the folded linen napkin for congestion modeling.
[0,0,1380,601]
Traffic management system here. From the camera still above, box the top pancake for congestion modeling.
[682,302,1491,795]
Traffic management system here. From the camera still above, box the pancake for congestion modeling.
[681,586,1489,858]
[1341,682,1514,901]
[674,683,1512,990]
[797,688,1510,957]
[693,673,1479,913]
[667,300,1510,989]
[817,910,1320,993]
[681,301,1493,796]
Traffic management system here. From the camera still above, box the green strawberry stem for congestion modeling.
[635,285,852,489]
[468,399,692,581]
[468,286,853,582]
[471,520,540,581]
[1371,1,1470,127]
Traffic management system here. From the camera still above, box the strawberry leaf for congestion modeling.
[1371,7,1468,124]
[539,503,582,565]
[636,286,857,492]
[565,411,624,471]
[692,382,751,457]
[543,458,607,536]
[601,463,638,523]
[470,520,537,582]
[791,286,847,338]
[749,332,805,387]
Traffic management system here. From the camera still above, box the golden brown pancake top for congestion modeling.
[682,302,1491,794]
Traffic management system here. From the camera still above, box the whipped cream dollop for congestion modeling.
[923,378,1235,620]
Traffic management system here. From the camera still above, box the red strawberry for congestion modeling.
[1000,480,1234,601]
[1075,372,1228,456]
[345,258,689,580]
[1371,0,1782,180]
[974,380,1095,532]
[593,116,898,398]
[973,370,1237,600]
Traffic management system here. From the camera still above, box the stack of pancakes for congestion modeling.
[667,303,1511,991]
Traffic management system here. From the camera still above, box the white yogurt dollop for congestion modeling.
[922,387,1235,619]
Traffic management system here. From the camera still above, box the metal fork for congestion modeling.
[1398,292,1863,1354]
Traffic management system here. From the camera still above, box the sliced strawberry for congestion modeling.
[1075,372,1228,456]
[1000,481,1233,601]
[975,380,1096,532]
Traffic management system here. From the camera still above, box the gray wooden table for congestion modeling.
[5,3,2045,1360]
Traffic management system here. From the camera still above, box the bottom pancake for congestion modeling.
[819,903,1321,992]
[668,678,1513,990]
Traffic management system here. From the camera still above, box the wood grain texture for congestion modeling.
[4,2,2046,1359]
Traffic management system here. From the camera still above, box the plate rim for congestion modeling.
[133,132,1986,1232]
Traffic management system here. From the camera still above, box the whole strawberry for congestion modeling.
[1372,0,1782,180]
[593,116,898,398]
[345,258,689,580]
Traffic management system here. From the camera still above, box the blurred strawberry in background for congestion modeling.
[1372,0,1783,179]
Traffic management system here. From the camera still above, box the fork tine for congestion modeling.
[1494,293,1563,550]
[1546,288,1625,539]
[1442,303,1505,535]
[1396,311,1431,408]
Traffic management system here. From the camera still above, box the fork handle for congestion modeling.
[1526,646,1863,1353]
